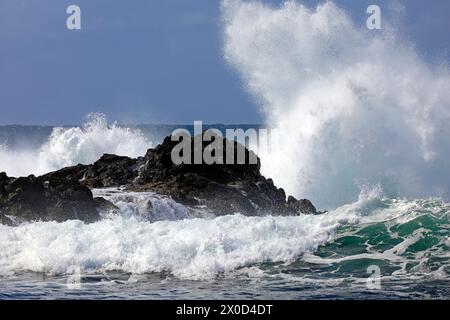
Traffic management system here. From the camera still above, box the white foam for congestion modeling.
[1,185,447,280]
[93,188,191,222]
[0,144,38,177]
[222,0,450,208]
[0,211,357,279]
[0,113,152,177]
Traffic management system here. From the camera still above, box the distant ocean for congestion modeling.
[0,117,449,299]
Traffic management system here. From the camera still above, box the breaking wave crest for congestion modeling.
[0,114,152,177]
[222,0,450,208]
[0,187,448,282]
[0,214,345,279]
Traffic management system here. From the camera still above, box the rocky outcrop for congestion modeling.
[0,172,113,225]
[132,136,317,216]
[40,154,140,189]
[287,196,318,215]
[0,133,319,224]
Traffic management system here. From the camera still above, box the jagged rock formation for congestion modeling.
[0,172,113,225]
[0,134,319,224]
[133,136,317,216]
[41,154,139,189]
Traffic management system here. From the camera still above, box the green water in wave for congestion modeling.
[0,197,448,299]
[299,198,450,297]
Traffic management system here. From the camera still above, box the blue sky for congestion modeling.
[0,0,449,125]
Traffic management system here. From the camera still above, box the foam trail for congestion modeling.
[1,188,447,281]
[0,113,152,177]
[0,212,358,279]
[93,188,192,222]
[222,0,450,208]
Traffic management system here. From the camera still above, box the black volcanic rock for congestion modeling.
[131,135,317,216]
[0,133,319,224]
[0,172,113,225]
[40,154,140,189]
[287,196,318,215]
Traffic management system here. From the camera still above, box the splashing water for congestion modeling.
[0,0,449,300]
[0,114,152,177]
[222,0,450,208]
[0,187,448,299]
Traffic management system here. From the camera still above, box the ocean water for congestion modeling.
[224,0,450,209]
[2,0,450,299]
[0,121,449,299]
[0,186,448,299]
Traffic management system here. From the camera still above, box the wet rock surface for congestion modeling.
[1,134,319,224]
[0,172,113,225]
[132,136,317,216]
